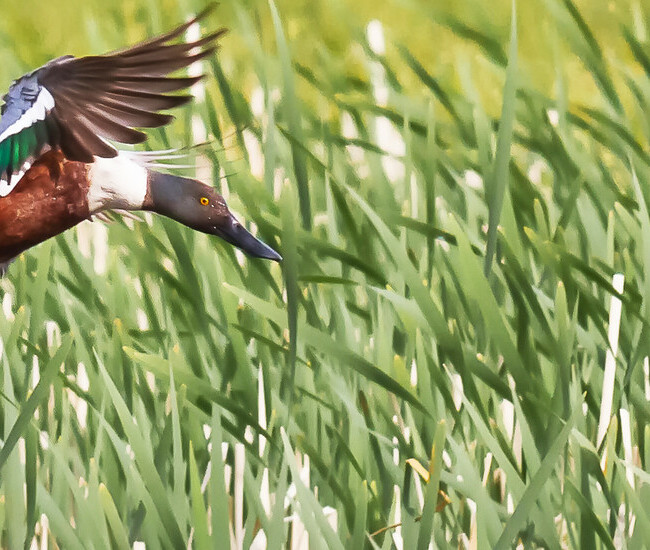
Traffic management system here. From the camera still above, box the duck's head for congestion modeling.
[144,171,281,262]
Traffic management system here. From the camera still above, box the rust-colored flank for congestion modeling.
[0,150,90,264]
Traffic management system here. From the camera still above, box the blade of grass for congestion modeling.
[494,400,581,549]
[0,335,72,471]
[484,0,518,276]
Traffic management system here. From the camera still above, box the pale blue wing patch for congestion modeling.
[0,84,54,197]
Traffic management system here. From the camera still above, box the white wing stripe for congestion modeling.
[0,87,54,143]
[0,166,29,197]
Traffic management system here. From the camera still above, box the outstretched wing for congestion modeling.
[0,5,225,197]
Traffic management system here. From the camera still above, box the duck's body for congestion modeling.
[0,151,90,266]
[0,6,280,275]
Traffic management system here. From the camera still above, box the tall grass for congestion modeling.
[1,0,649,547]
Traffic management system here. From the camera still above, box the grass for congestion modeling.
[1,0,650,547]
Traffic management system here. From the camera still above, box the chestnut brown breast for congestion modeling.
[0,150,90,263]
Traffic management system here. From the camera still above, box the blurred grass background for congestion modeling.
[1,0,650,548]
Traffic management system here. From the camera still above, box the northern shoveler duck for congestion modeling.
[0,6,281,276]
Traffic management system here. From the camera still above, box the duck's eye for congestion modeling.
[200,197,209,206]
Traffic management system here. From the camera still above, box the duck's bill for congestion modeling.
[215,214,282,262]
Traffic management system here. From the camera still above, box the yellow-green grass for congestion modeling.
[0,0,649,547]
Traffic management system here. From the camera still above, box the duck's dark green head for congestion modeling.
[144,171,281,262]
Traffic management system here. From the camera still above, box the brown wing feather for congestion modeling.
[108,4,219,57]
[36,5,225,162]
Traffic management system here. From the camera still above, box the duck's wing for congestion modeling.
[0,5,224,197]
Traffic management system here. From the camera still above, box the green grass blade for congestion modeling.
[484,0,518,276]
[188,441,211,550]
[99,484,131,550]
[494,402,581,549]
[416,420,446,550]
[97,357,187,549]
[268,0,311,228]
[0,335,72,471]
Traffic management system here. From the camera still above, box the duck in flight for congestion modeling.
[0,6,281,276]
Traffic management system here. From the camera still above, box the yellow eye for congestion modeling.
[200,197,209,206]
